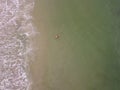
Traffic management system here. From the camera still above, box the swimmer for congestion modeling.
[55,32,63,39]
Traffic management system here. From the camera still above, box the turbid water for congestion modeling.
[31,0,120,90]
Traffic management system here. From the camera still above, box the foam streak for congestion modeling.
[0,0,35,90]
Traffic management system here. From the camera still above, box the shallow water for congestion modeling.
[0,0,35,90]
[31,0,120,90]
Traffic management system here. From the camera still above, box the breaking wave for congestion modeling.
[0,0,36,90]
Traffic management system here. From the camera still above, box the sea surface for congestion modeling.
[31,0,120,90]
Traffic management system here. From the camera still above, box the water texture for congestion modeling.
[0,0,35,90]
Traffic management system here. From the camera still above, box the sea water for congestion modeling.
[0,0,35,90]
[32,0,120,90]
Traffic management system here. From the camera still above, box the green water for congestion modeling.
[34,0,120,90]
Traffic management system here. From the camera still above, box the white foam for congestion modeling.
[0,0,35,90]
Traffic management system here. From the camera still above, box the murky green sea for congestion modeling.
[32,0,120,90]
